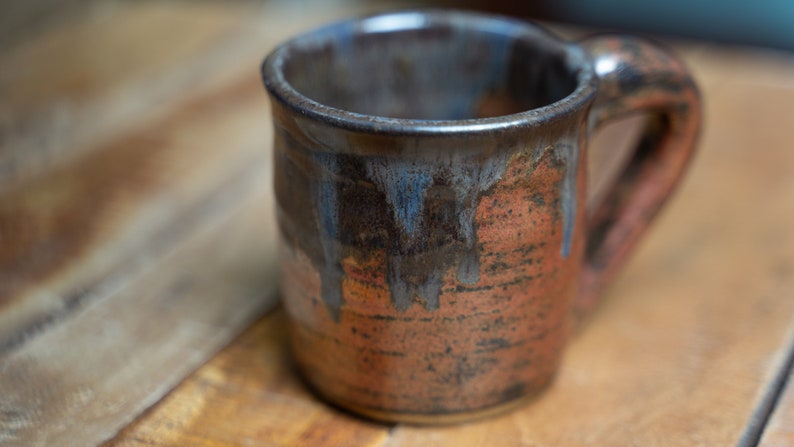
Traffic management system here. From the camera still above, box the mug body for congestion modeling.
[263,10,597,422]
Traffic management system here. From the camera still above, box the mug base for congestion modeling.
[331,389,547,425]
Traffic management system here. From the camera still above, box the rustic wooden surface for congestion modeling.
[0,1,283,350]
[0,2,257,186]
[0,168,278,446]
[0,6,283,444]
[2,1,794,446]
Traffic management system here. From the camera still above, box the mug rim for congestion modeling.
[262,9,598,136]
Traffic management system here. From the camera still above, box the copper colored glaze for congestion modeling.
[262,11,700,422]
[578,35,702,317]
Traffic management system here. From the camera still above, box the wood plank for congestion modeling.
[0,53,282,446]
[104,42,794,447]
[0,73,270,350]
[0,167,278,447]
[0,1,271,347]
[0,2,262,186]
[106,308,392,447]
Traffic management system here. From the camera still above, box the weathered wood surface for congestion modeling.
[0,74,269,350]
[0,2,259,186]
[0,0,286,350]
[0,57,283,447]
[106,307,390,447]
[0,168,278,447]
[2,2,794,446]
[105,25,794,447]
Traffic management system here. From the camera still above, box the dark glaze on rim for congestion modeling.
[263,10,598,137]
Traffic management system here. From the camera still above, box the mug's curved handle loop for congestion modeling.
[577,35,701,318]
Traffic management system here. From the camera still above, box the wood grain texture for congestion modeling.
[0,66,284,446]
[0,169,277,447]
[105,40,794,447]
[0,1,272,347]
[0,2,259,186]
[0,74,270,350]
[106,307,391,447]
[0,3,282,445]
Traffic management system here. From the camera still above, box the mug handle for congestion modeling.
[576,35,702,318]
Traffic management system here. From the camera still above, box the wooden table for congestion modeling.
[1,2,793,446]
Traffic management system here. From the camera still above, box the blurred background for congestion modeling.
[4,0,794,50]
[473,0,794,51]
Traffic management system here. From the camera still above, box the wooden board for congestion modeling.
[0,2,259,186]
[0,1,283,348]
[0,74,270,349]
[0,3,285,445]
[106,307,390,447]
[103,31,794,447]
[3,2,794,446]
[0,66,283,447]
[0,169,278,447]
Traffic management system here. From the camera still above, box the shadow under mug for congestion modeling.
[262,10,700,423]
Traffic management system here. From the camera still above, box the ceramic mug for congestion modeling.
[262,10,700,423]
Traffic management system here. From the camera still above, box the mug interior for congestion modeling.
[277,12,580,121]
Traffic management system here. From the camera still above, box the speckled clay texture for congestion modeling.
[263,10,700,421]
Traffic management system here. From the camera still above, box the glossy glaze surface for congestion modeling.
[263,10,699,420]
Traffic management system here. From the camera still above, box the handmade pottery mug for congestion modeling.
[262,10,700,423]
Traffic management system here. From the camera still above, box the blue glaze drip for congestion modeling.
[534,140,578,258]
[557,141,578,258]
[313,153,345,320]
[366,158,438,311]
[456,248,481,285]
[365,158,434,240]
[366,152,508,310]
[305,139,576,318]
[448,151,509,283]
[387,254,444,311]
[416,270,444,311]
